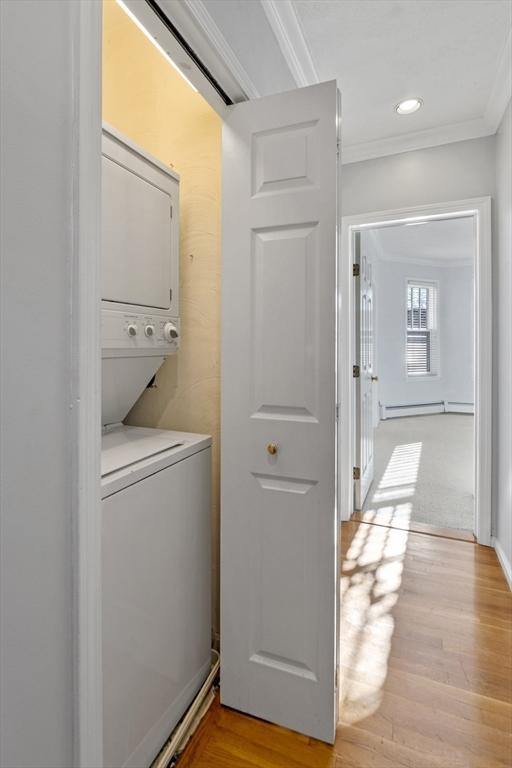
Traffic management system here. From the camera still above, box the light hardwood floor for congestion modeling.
[178,520,511,768]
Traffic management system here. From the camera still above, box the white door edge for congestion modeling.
[73,2,103,765]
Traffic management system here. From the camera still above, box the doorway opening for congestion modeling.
[100,2,223,766]
[357,218,475,537]
[339,199,492,545]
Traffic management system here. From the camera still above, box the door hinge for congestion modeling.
[170,205,173,219]
[353,364,360,378]
[353,466,361,481]
[169,288,173,303]
[353,263,360,277]
[335,403,340,421]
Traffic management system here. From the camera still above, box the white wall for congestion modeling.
[442,265,475,404]
[368,249,474,408]
[0,2,79,765]
[342,135,495,216]
[494,98,512,576]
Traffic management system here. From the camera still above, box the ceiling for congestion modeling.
[166,0,511,163]
[293,0,511,154]
[369,217,475,265]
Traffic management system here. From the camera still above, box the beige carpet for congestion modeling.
[362,414,474,532]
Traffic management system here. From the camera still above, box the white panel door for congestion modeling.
[221,81,339,744]
[355,232,375,508]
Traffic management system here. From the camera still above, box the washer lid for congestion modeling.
[101,426,185,477]
[101,425,212,497]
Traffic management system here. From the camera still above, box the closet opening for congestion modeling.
[100,2,222,766]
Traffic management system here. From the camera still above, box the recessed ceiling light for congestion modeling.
[395,98,423,115]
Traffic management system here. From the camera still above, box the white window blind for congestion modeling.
[406,281,439,376]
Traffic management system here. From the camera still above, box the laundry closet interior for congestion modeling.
[99,0,340,764]
[101,1,221,765]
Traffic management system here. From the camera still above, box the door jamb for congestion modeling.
[73,1,102,765]
[339,198,492,546]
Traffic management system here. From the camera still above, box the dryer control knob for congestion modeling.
[127,324,137,337]
[163,322,179,343]
[144,324,155,337]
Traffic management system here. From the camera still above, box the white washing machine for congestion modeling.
[101,426,211,768]
[100,126,212,767]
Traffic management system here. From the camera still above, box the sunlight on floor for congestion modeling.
[363,441,422,526]
[372,486,415,502]
[339,522,409,725]
[363,502,413,527]
[375,441,422,492]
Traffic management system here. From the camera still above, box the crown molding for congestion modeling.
[343,23,511,165]
[260,0,319,88]
[181,0,260,100]
[484,25,512,131]
[341,116,494,165]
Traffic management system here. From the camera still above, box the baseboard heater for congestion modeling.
[446,401,474,414]
[381,401,474,419]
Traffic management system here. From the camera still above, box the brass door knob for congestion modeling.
[267,443,278,455]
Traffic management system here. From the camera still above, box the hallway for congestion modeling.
[178,521,511,768]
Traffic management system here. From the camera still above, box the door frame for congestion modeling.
[73,2,103,766]
[339,197,492,546]
[73,1,230,764]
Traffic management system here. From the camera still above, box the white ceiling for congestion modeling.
[293,0,511,154]
[159,0,512,162]
[370,217,475,265]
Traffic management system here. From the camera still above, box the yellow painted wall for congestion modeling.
[103,0,222,635]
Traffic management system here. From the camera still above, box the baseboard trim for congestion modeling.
[493,537,512,591]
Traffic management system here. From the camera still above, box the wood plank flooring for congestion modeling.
[178,520,511,768]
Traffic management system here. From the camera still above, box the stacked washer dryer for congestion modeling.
[101,125,212,768]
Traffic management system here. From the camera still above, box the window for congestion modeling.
[406,281,439,376]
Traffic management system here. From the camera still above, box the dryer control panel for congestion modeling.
[102,309,180,355]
